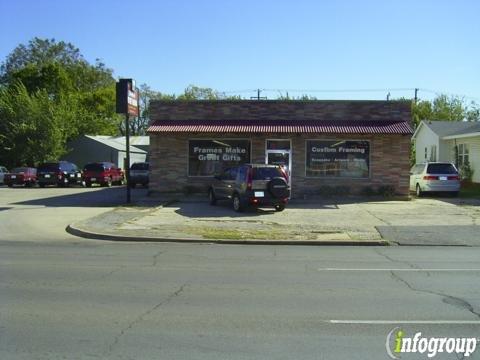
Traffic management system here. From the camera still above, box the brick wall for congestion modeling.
[149,133,411,197]
[149,100,411,123]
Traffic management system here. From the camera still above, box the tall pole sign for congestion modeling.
[116,78,139,203]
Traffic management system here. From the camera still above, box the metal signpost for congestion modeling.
[116,78,139,203]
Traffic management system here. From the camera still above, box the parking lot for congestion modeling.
[1,184,479,245]
[0,185,147,243]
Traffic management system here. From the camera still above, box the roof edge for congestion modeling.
[442,132,480,140]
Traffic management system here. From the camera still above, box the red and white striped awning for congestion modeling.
[148,119,413,134]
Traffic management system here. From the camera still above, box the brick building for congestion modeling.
[147,100,412,197]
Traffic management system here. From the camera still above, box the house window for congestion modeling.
[424,147,428,160]
[429,145,437,161]
[188,139,251,176]
[456,144,469,167]
[305,140,370,178]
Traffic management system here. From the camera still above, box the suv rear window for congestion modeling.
[84,163,105,171]
[252,167,284,180]
[427,163,457,174]
[12,167,29,173]
[38,163,59,172]
[131,163,149,170]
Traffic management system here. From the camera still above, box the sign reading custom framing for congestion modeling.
[306,140,370,178]
[188,139,251,176]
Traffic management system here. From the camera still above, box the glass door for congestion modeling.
[266,140,292,184]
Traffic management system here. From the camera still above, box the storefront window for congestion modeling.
[188,139,251,176]
[306,140,370,178]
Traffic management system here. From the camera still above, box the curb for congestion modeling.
[66,224,390,246]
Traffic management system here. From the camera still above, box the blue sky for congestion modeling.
[1,0,479,102]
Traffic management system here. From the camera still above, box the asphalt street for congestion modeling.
[1,187,479,359]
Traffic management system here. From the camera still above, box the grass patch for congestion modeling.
[187,227,289,240]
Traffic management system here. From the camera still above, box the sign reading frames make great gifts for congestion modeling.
[188,139,251,176]
[306,140,370,178]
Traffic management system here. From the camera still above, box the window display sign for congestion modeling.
[188,139,251,176]
[306,140,370,178]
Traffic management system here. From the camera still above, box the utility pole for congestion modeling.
[125,112,131,203]
[251,89,267,100]
[386,92,390,101]
[116,78,139,204]
[414,88,419,104]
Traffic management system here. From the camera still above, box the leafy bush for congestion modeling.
[459,160,474,182]
[361,186,377,196]
[333,186,351,196]
[377,185,396,197]
[318,185,335,196]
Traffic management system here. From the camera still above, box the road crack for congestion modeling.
[390,271,480,320]
[152,250,164,267]
[98,266,125,281]
[374,248,426,274]
[358,204,392,225]
[105,283,188,355]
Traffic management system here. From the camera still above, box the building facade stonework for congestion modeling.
[148,100,412,198]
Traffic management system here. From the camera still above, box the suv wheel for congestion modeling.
[209,189,217,205]
[106,178,112,187]
[232,194,244,212]
[416,184,423,197]
[274,204,285,212]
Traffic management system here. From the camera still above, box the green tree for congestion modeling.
[411,94,479,128]
[0,38,122,166]
[0,83,69,167]
[0,37,83,83]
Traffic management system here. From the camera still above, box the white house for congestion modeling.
[412,120,480,182]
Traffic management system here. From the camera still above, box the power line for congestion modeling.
[262,88,416,93]
[218,88,480,102]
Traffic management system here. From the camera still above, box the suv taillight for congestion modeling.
[280,167,289,182]
[423,175,438,180]
[246,168,253,190]
[448,175,459,180]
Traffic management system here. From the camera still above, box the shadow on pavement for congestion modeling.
[11,187,149,208]
[170,198,342,219]
[428,196,480,206]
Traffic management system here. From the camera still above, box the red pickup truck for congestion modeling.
[83,162,124,187]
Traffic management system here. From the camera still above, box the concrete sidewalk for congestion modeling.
[67,194,480,246]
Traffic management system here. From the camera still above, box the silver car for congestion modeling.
[410,162,460,197]
[0,166,8,185]
[129,162,149,188]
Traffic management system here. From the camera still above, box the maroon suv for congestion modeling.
[4,167,37,187]
[83,162,124,187]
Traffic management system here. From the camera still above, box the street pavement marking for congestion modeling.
[318,268,480,272]
[330,320,480,324]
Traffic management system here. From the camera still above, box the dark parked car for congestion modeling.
[209,164,290,212]
[37,161,82,187]
[129,162,149,188]
[4,167,37,187]
[83,162,124,187]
